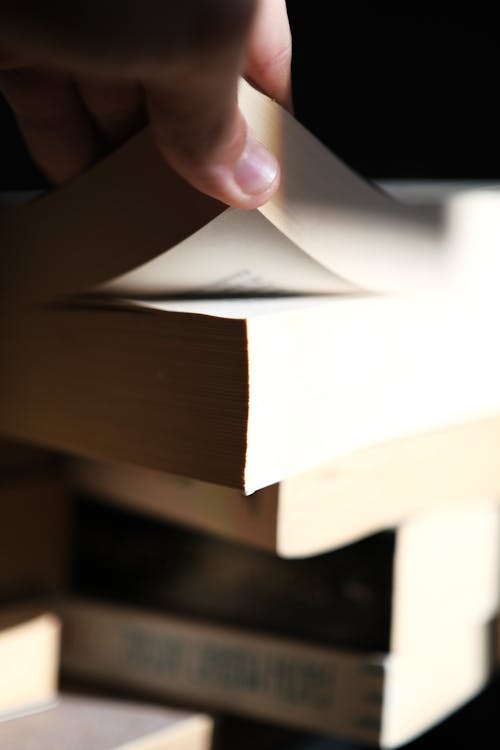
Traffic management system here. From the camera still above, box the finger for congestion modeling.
[147,79,280,209]
[0,68,99,183]
[245,0,292,110]
[77,77,146,146]
[146,56,279,209]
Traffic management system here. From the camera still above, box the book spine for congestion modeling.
[72,496,393,653]
[58,598,384,745]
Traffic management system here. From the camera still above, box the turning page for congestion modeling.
[98,80,456,298]
[1,80,495,304]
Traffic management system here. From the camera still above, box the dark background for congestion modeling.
[0,11,499,187]
[287,10,500,180]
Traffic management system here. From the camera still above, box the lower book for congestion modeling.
[0,603,60,721]
[70,419,500,558]
[55,596,499,750]
[0,691,213,750]
[280,670,500,750]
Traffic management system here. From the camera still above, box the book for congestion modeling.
[70,417,500,556]
[0,471,71,599]
[70,496,500,654]
[280,671,500,749]
[0,605,60,721]
[0,79,480,306]
[0,692,213,750]
[1,84,500,491]
[3,279,500,493]
[55,596,498,749]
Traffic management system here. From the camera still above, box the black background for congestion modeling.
[1,11,499,188]
[287,9,500,179]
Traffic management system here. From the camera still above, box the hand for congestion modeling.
[0,0,291,208]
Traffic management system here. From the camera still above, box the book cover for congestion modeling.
[56,596,497,748]
[70,496,500,654]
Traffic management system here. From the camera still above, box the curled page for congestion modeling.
[97,80,481,298]
[1,78,497,305]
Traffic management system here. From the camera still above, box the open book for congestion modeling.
[1,81,500,492]
[1,78,496,305]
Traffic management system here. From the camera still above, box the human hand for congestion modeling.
[0,0,291,208]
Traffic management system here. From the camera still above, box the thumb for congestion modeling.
[145,64,279,209]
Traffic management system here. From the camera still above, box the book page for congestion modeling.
[105,294,335,319]
[241,80,455,293]
[98,80,461,297]
[1,81,497,303]
[100,207,355,296]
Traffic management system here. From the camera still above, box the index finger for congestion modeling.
[145,36,280,208]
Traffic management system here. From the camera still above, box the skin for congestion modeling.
[0,0,292,208]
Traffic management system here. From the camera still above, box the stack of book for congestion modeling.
[0,440,219,749]
[54,470,499,748]
[1,80,500,748]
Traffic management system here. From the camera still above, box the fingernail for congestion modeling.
[234,135,279,196]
